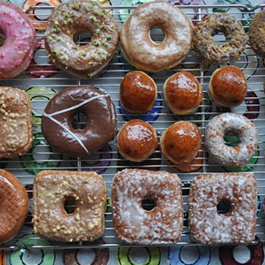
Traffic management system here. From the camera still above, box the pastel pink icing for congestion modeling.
[0,2,36,79]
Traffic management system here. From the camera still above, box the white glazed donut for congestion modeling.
[205,113,257,167]
[120,1,193,72]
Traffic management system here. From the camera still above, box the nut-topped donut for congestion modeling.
[193,14,247,64]
[45,0,119,78]
[120,1,193,72]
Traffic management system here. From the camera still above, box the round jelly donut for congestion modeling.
[161,121,202,166]
[0,170,29,244]
[120,1,193,72]
[0,2,36,79]
[117,119,158,162]
[45,0,119,79]
[120,71,157,113]
[163,72,203,115]
[205,113,258,167]
[209,66,247,108]
[42,86,117,156]
[10,234,55,265]
[193,14,247,64]
[23,0,61,32]
[117,247,161,265]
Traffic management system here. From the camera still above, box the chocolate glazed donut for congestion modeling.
[41,86,117,156]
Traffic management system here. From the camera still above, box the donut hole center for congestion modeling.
[211,27,227,45]
[21,248,43,265]
[77,249,95,264]
[32,145,51,163]
[0,32,5,47]
[64,196,77,214]
[34,49,50,65]
[34,2,52,21]
[72,112,88,130]
[73,30,92,46]
[149,27,165,44]
[141,198,156,211]
[233,245,251,264]
[129,248,149,264]
[224,130,241,147]
[217,199,232,215]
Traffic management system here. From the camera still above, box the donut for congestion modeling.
[0,2,36,79]
[209,66,247,108]
[189,173,257,244]
[10,234,55,265]
[45,0,119,78]
[205,113,257,167]
[27,38,57,78]
[0,170,29,244]
[163,72,203,115]
[33,170,107,242]
[161,121,202,165]
[120,71,157,113]
[117,120,158,162]
[117,247,161,265]
[0,86,33,159]
[41,86,117,156]
[111,169,183,244]
[168,245,211,265]
[23,0,61,31]
[120,1,193,72]
[20,133,62,175]
[193,14,247,64]
[26,86,57,126]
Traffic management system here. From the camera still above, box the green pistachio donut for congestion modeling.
[45,0,119,78]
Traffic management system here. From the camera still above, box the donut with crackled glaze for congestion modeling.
[189,173,257,244]
[205,113,257,167]
[120,1,193,72]
[45,0,119,78]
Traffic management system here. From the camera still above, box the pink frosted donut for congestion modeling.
[0,2,36,79]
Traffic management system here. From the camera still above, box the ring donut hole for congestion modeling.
[211,27,228,45]
[217,199,233,215]
[141,197,156,211]
[63,196,77,214]
[224,130,241,147]
[71,111,88,130]
[34,2,52,21]
[149,26,165,44]
[0,33,5,48]
[73,30,92,46]
[233,245,251,264]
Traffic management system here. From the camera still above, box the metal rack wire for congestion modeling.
[1,3,265,250]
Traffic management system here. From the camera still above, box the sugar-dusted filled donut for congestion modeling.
[120,1,193,72]
[189,173,257,244]
[111,169,183,244]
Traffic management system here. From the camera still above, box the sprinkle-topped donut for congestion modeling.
[45,0,119,78]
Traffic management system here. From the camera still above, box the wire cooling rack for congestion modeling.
[0,2,265,250]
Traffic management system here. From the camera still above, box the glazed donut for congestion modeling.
[23,0,61,31]
[41,86,117,156]
[20,133,62,174]
[193,14,247,64]
[189,173,257,244]
[0,170,29,244]
[161,121,202,165]
[117,120,158,162]
[45,0,119,78]
[0,2,36,79]
[112,169,183,244]
[33,170,107,242]
[120,71,157,113]
[10,234,55,265]
[120,1,193,72]
[0,86,33,159]
[209,66,247,107]
[163,72,202,115]
[205,113,257,167]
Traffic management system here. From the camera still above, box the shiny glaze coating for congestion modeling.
[193,14,247,64]
[112,169,183,244]
[45,0,119,78]
[0,86,33,159]
[117,119,158,162]
[163,72,202,115]
[41,86,117,156]
[0,169,29,244]
[205,113,257,167]
[161,121,202,165]
[209,66,247,107]
[0,2,36,79]
[33,170,107,242]
[120,71,157,113]
[120,1,193,72]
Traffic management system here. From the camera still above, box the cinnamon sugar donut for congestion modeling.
[111,169,183,244]
[120,1,193,72]
[189,173,257,244]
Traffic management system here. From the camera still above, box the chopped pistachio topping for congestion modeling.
[88,73,93,78]
[86,7,90,11]
[63,20,67,25]
[93,9,99,15]
[52,49,59,56]
[82,51,87,56]
[106,35,111,41]
[54,20,59,26]
[72,4,81,10]
[95,29,100,35]
[90,16,96,22]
